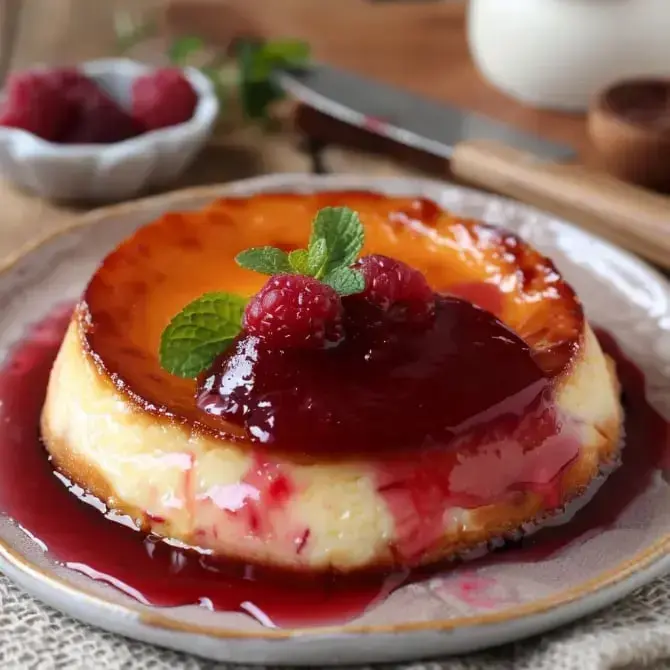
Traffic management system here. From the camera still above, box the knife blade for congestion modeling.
[273,63,670,270]
[274,63,576,162]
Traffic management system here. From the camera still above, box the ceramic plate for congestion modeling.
[0,175,669,666]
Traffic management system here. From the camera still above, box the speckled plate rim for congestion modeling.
[0,174,669,665]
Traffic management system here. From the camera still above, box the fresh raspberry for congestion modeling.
[46,68,140,144]
[41,67,86,93]
[243,275,344,349]
[131,68,198,131]
[0,71,68,141]
[350,254,435,323]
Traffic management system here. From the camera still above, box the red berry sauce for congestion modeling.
[0,305,667,628]
[198,296,552,455]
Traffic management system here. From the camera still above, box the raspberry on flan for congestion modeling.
[41,192,622,572]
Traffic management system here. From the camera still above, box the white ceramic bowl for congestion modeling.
[0,58,220,202]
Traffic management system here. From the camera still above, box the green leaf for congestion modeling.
[237,42,281,120]
[263,39,311,62]
[236,247,292,275]
[246,39,311,81]
[288,249,310,275]
[306,237,328,278]
[236,39,310,119]
[322,267,365,296]
[168,36,205,65]
[310,207,365,275]
[289,238,328,278]
[159,293,247,378]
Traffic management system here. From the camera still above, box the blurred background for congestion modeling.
[0,0,668,266]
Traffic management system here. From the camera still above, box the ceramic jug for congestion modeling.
[468,0,670,111]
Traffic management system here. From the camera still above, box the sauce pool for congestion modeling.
[0,306,667,628]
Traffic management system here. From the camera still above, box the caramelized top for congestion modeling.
[80,191,583,446]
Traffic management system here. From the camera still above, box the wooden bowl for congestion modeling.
[588,78,670,192]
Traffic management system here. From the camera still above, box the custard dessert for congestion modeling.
[41,193,622,572]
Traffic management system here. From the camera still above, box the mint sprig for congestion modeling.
[236,246,293,275]
[160,206,367,378]
[236,39,311,120]
[310,207,365,275]
[288,237,328,278]
[234,206,365,293]
[159,292,247,378]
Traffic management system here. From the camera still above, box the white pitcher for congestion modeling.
[467,0,670,111]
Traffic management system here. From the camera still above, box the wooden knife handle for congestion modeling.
[451,140,670,269]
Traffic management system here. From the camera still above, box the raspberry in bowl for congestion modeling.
[40,191,623,574]
[0,58,218,201]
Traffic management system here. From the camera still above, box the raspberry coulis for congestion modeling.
[198,295,552,454]
[0,304,667,628]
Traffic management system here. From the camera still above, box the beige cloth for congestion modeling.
[3,571,670,669]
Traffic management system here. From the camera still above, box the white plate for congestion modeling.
[0,174,669,666]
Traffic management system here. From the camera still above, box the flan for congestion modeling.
[41,192,623,572]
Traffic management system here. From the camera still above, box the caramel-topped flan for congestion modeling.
[41,192,622,572]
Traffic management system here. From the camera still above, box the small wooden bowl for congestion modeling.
[588,78,670,192]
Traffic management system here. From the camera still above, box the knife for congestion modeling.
[275,64,670,269]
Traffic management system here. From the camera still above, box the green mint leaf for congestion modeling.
[306,237,328,278]
[159,292,247,378]
[239,79,281,120]
[236,41,281,120]
[258,39,310,62]
[310,207,365,275]
[288,238,328,277]
[288,238,328,278]
[168,36,205,64]
[288,249,310,275]
[322,267,365,296]
[236,247,292,275]
[242,39,311,82]
[236,39,310,119]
